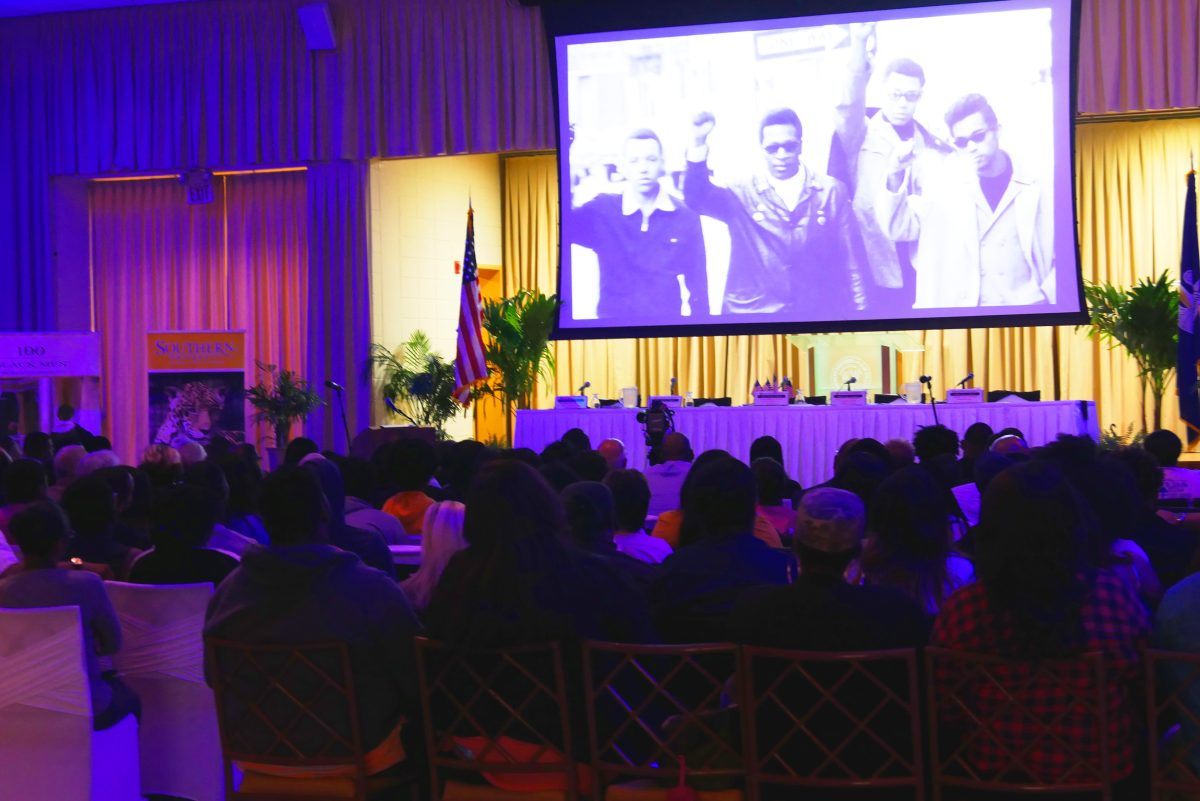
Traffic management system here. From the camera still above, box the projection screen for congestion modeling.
[553,0,1081,339]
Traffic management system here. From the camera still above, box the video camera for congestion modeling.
[636,399,675,449]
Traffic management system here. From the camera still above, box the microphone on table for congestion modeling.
[325,379,344,392]
[956,372,974,389]
[578,380,591,397]
[919,375,932,386]
[843,376,857,391]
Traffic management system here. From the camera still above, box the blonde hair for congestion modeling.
[400,501,467,610]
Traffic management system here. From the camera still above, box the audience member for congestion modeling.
[302,455,394,577]
[539,461,582,493]
[749,435,785,468]
[283,436,319,466]
[650,456,793,642]
[50,403,93,450]
[183,462,257,556]
[0,458,47,532]
[219,454,268,544]
[562,480,656,588]
[913,424,959,462]
[597,438,627,472]
[400,501,467,612]
[178,440,207,466]
[50,443,88,500]
[1153,570,1200,777]
[1106,446,1197,590]
[1145,429,1200,500]
[0,501,139,730]
[438,439,494,502]
[932,460,1148,789]
[205,466,421,774]
[884,437,915,469]
[331,455,408,545]
[114,466,155,549]
[130,483,238,586]
[382,438,438,534]
[990,430,1030,458]
[0,434,19,462]
[139,443,183,488]
[501,447,541,469]
[62,474,142,579]
[86,436,113,453]
[645,432,694,517]
[605,469,672,564]
[752,457,794,542]
[828,449,891,508]
[1074,459,1162,607]
[861,467,974,616]
[561,427,593,454]
[22,431,54,477]
[651,448,731,548]
[727,488,929,649]
[424,460,654,647]
[94,466,151,550]
[959,422,994,482]
[539,440,574,468]
[77,449,122,477]
[569,449,610,482]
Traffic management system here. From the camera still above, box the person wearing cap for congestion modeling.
[725,487,930,651]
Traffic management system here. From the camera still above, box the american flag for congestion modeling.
[453,206,488,405]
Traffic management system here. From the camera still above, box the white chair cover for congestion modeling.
[0,605,141,800]
[106,581,219,801]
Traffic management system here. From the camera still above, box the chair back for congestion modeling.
[1146,648,1200,799]
[414,637,579,799]
[206,637,367,799]
[582,641,744,797]
[925,647,1112,801]
[0,606,96,798]
[741,646,923,799]
[107,581,219,801]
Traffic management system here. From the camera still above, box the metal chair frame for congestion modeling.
[740,645,925,800]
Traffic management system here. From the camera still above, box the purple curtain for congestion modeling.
[305,161,372,454]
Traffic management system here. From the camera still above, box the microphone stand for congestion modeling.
[332,386,352,453]
[925,379,940,425]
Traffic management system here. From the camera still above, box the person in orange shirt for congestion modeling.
[382,439,437,535]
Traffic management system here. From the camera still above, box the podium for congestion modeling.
[787,332,924,397]
[350,425,437,460]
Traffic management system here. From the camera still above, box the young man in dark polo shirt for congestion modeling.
[572,128,709,323]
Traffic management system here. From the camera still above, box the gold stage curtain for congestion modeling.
[503,118,1200,440]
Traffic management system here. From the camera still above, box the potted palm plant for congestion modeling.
[245,361,324,451]
[475,289,559,442]
[369,331,460,439]
[1082,271,1178,432]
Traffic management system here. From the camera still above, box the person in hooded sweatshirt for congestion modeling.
[204,465,422,777]
[300,454,395,579]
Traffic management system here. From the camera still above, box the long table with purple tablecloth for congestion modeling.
[514,401,1100,488]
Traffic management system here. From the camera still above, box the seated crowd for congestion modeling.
[3,420,1200,798]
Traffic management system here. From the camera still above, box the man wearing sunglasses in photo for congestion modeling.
[837,20,951,312]
[875,93,1054,309]
[683,107,866,319]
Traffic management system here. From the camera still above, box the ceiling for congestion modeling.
[0,0,203,17]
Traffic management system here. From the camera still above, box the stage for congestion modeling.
[515,401,1100,487]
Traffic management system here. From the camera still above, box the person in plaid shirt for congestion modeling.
[932,460,1150,786]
